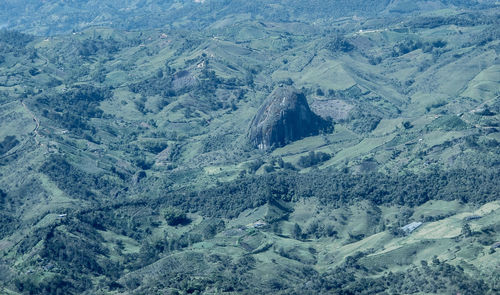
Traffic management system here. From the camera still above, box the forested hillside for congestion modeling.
[0,1,499,294]
[1,0,497,35]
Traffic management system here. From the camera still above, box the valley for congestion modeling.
[0,1,499,294]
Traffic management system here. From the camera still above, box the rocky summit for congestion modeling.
[249,86,331,150]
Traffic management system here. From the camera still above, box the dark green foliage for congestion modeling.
[0,30,33,53]
[196,69,221,97]
[129,72,175,98]
[40,226,108,275]
[77,204,159,240]
[164,207,190,226]
[0,212,17,239]
[461,223,472,237]
[297,151,331,168]
[170,168,500,219]
[368,55,383,65]
[28,67,40,76]
[292,223,303,240]
[277,157,297,171]
[0,189,5,207]
[0,0,405,35]
[200,133,234,153]
[77,37,120,57]
[310,259,490,294]
[406,12,497,29]
[392,39,424,56]
[13,219,120,295]
[170,173,294,218]
[402,121,413,129]
[133,155,154,170]
[39,155,120,200]
[477,107,496,116]
[194,218,225,239]
[392,38,447,57]
[297,168,499,206]
[0,3,499,295]
[14,274,87,295]
[141,140,168,154]
[428,115,468,131]
[246,159,264,173]
[33,85,111,134]
[40,156,96,200]
[347,108,382,133]
[432,39,447,48]
[326,35,354,53]
[0,135,19,155]
[122,252,258,294]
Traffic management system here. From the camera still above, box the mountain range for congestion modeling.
[0,1,499,294]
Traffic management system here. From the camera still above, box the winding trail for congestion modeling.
[459,95,500,131]
[21,100,40,144]
[0,100,41,160]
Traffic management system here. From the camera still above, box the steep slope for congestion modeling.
[248,86,331,150]
[0,4,499,295]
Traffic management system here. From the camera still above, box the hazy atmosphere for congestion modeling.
[0,1,499,294]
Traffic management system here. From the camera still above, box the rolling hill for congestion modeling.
[0,1,499,294]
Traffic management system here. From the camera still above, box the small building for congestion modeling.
[401,221,423,234]
[253,220,267,228]
[247,220,268,229]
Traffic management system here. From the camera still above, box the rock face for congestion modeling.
[248,86,331,150]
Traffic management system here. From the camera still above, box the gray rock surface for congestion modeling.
[249,86,331,150]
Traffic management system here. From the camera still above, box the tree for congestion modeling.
[297,151,331,168]
[164,207,189,226]
[461,223,472,237]
[292,223,302,240]
[402,121,413,129]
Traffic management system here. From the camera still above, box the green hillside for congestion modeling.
[0,1,499,294]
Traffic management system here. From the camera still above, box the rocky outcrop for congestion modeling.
[248,86,331,150]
